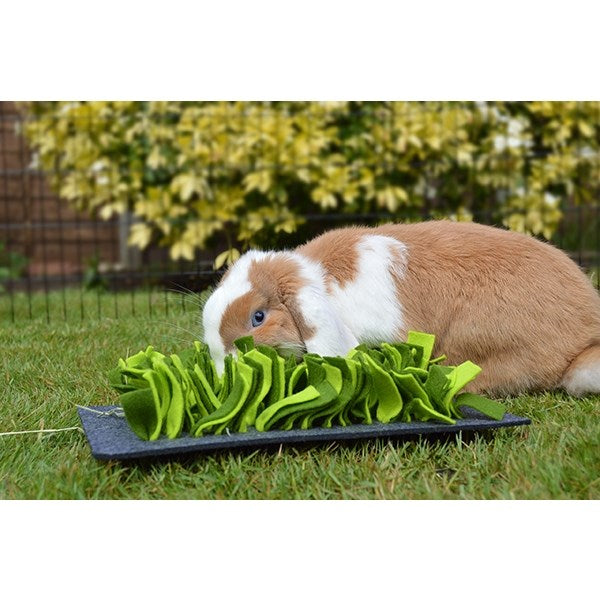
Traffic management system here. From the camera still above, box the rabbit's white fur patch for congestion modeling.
[560,345,600,396]
[562,366,600,396]
[327,235,408,344]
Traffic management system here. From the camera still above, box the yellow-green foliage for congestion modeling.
[21,101,600,262]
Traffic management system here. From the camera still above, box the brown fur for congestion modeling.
[298,227,363,288]
[219,255,315,353]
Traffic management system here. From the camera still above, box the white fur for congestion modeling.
[327,235,408,345]
[287,253,360,356]
[202,250,269,373]
[561,365,600,396]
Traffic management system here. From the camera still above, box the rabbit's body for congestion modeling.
[202,220,600,397]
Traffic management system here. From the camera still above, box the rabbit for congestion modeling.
[202,220,600,397]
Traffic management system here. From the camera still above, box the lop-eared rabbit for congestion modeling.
[202,220,600,397]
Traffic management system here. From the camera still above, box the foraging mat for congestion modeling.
[79,405,531,461]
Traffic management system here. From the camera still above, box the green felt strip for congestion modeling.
[453,393,505,421]
[272,385,333,431]
[442,360,482,417]
[428,354,447,365]
[193,340,209,354]
[218,354,236,403]
[284,366,296,392]
[340,359,364,425]
[143,345,167,361]
[331,358,358,427]
[188,365,211,420]
[402,366,429,379]
[120,377,150,391]
[169,353,187,380]
[254,385,321,432]
[405,344,423,369]
[322,362,343,395]
[177,347,197,369]
[406,398,456,424]
[283,380,338,430]
[257,345,286,406]
[234,336,255,354]
[191,365,221,411]
[170,354,203,430]
[123,349,151,369]
[387,343,413,369]
[155,361,185,439]
[406,331,435,368]
[287,363,308,396]
[235,349,273,432]
[296,375,341,430]
[304,355,327,389]
[278,390,329,431]
[349,359,374,424]
[141,369,164,425]
[380,343,404,372]
[284,353,298,371]
[311,358,355,428]
[368,348,386,364]
[117,360,150,381]
[297,361,345,429]
[293,358,339,429]
[391,372,431,407]
[361,353,403,424]
[424,364,452,415]
[195,341,221,394]
[149,358,171,422]
[194,361,255,436]
[120,387,162,441]
[213,361,256,435]
[107,367,137,393]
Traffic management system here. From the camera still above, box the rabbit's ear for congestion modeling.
[284,284,359,357]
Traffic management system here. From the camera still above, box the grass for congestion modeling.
[0,290,599,499]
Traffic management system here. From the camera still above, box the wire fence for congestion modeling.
[1,101,599,323]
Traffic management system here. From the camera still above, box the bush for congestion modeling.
[20,101,600,263]
[0,242,28,292]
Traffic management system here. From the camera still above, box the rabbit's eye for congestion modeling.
[251,310,265,327]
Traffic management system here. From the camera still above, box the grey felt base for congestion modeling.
[78,404,531,461]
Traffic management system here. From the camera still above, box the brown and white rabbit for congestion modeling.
[202,220,600,397]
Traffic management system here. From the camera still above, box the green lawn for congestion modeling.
[1,290,598,499]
